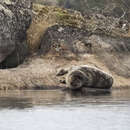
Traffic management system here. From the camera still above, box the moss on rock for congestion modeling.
[27,4,86,52]
[27,3,130,52]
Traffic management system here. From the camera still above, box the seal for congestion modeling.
[66,65,113,90]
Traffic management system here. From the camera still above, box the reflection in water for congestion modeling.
[65,88,111,97]
[0,89,129,109]
[0,89,112,109]
[0,97,33,109]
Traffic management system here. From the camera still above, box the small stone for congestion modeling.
[59,79,66,84]
[56,68,68,76]
[58,27,64,32]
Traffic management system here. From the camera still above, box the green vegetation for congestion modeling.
[34,0,130,21]
[33,4,85,28]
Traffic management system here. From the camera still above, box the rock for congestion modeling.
[34,0,58,6]
[28,4,86,52]
[59,78,66,84]
[0,0,32,68]
[66,65,113,90]
[0,40,28,68]
[28,4,130,89]
[111,7,124,18]
[87,34,130,78]
[39,25,89,56]
[0,3,16,64]
[56,68,68,76]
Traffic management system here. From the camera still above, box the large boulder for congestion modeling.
[0,0,32,68]
[39,25,89,56]
[87,34,130,78]
[0,2,15,64]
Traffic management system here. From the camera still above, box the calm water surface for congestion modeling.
[0,89,130,130]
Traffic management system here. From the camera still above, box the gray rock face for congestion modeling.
[0,0,32,68]
[40,25,90,56]
[87,35,130,78]
[66,65,113,90]
[40,24,130,78]
[0,3,16,64]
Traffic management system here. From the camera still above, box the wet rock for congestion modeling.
[0,0,32,68]
[66,65,113,90]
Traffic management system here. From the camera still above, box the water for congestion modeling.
[0,89,130,130]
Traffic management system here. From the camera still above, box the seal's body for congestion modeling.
[66,65,113,90]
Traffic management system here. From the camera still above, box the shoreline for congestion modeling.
[0,56,130,90]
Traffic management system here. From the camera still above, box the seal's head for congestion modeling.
[66,70,86,90]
